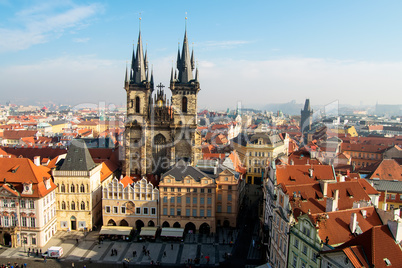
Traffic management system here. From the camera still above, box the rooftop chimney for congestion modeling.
[326,197,337,212]
[309,168,313,178]
[320,180,328,197]
[34,156,40,166]
[387,219,402,243]
[350,213,358,233]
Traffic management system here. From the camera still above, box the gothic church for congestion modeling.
[124,26,201,177]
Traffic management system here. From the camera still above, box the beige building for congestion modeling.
[102,176,159,229]
[159,158,244,234]
[233,132,289,184]
[0,158,57,248]
[52,139,103,231]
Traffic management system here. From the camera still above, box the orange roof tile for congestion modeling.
[100,160,119,183]
[309,206,382,246]
[368,159,402,181]
[276,164,335,186]
[119,175,134,188]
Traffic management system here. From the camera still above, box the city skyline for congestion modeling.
[1,0,402,109]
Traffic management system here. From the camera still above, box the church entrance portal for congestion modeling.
[3,233,11,247]
[152,134,169,175]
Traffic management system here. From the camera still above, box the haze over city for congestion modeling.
[1,0,402,109]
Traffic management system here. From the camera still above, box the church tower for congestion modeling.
[300,99,313,141]
[169,26,201,164]
[124,21,201,177]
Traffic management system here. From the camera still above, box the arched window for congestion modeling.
[70,184,75,193]
[81,201,85,210]
[135,96,140,113]
[182,96,188,113]
[71,201,75,210]
[61,201,66,210]
[80,184,85,193]
[61,184,65,193]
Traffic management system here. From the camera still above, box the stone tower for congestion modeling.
[124,25,201,177]
[300,98,313,134]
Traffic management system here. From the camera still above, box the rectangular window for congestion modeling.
[193,197,197,204]
[200,209,204,217]
[30,218,36,228]
[177,196,182,203]
[200,197,205,205]
[31,237,36,245]
[163,187,167,192]
[292,256,297,268]
[193,188,197,193]
[391,194,396,200]
[151,208,156,215]
[136,207,141,214]
[22,217,27,227]
[218,194,222,201]
[29,200,34,209]
[187,188,191,193]
[178,188,181,192]
[143,207,148,215]
[113,206,118,214]
[3,200,8,207]
[302,244,307,255]
[121,207,126,214]
[105,206,111,213]
[192,209,197,217]
[207,209,211,217]
[186,197,191,204]
[228,185,232,190]
[186,209,190,216]
[163,196,167,203]
[171,187,175,192]
[200,189,205,193]
[294,238,299,249]
[170,197,175,203]
[207,197,212,205]
[20,200,25,208]
[217,205,222,213]
[10,200,15,207]
[11,216,17,226]
[207,189,212,193]
[228,194,232,201]
[163,208,167,215]
[228,206,232,213]
[177,209,181,216]
[170,208,174,216]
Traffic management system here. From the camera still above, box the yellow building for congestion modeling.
[52,139,103,231]
[233,133,289,184]
[102,177,159,229]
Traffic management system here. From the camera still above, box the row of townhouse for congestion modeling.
[101,155,246,235]
[262,162,402,268]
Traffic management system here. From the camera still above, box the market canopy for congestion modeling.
[99,226,133,236]
[139,227,158,237]
[160,227,184,237]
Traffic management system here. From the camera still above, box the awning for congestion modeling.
[99,226,133,236]
[160,227,184,238]
[139,227,158,237]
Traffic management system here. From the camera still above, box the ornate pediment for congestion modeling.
[0,185,19,197]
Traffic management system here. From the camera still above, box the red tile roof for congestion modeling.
[276,164,335,186]
[334,225,402,268]
[309,206,382,246]
[100,160,119,183]
[0,158,57,198]
[3,130,37,140]
[368,159,402,181]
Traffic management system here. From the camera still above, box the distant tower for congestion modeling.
[300,99,313,133]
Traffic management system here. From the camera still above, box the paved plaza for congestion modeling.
[0,185,264,267]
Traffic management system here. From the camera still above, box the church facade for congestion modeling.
[124,27,202,177]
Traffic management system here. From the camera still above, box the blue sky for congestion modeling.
[1,0,402,110]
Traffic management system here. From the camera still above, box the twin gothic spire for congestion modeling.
[125,21,199,86]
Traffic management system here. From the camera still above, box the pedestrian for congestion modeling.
[24,264,27,268]
[72,262,75,268]
[201,252,203,258]
[111,249,114,256]
[36,249,39,256]
[40,249,42,255]
[43,256,47,263]
[171,244,173,250]
[133,250,137,257]
[115,249,118,255]
[76,238,78,245]
[163,251,166,257]
[147,250,150,256]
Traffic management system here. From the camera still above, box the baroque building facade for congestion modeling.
[124,27,201,177]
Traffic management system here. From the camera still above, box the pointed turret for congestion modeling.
[191,48,195,70]
[150,67,154,84]
[170,67,174,82]
[124,64,128,86]
[177,30,193,83]
[303,99,311,111]
[195,67,199,82]
[131,31,147,84]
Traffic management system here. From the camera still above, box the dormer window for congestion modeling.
[45,178,51,190]
[22,183,33,195]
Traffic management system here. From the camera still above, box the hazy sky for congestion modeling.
[1,0,402,110]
